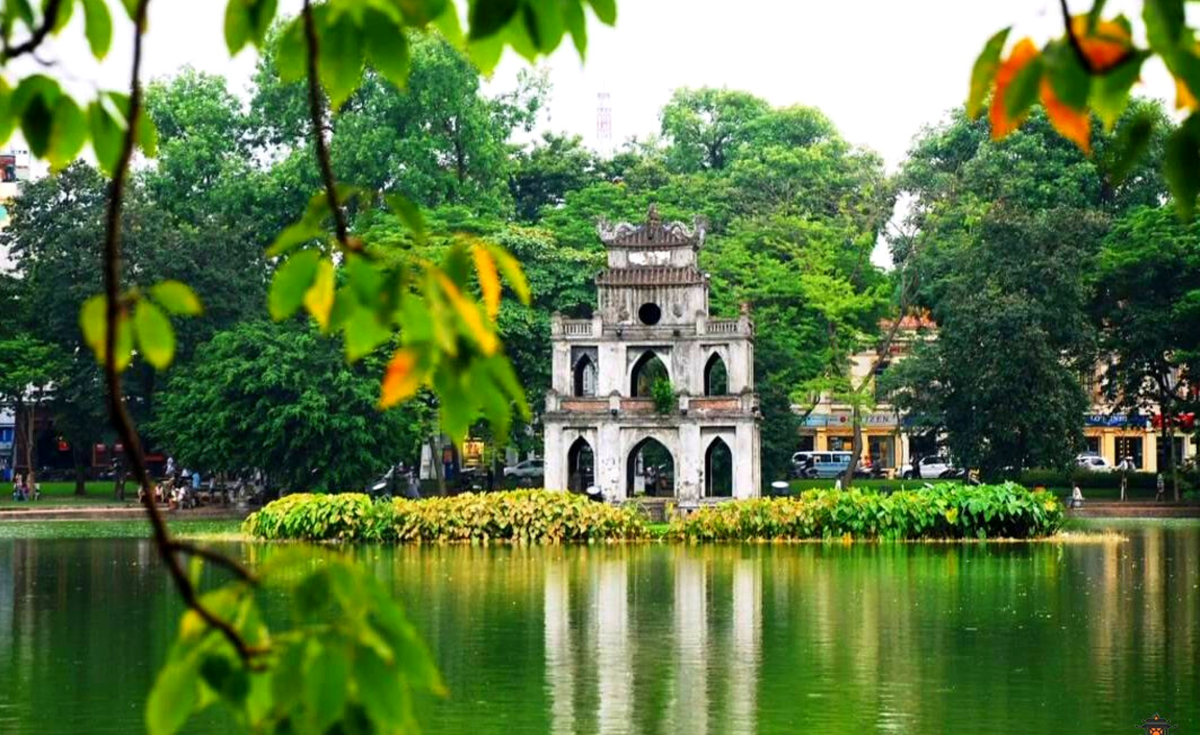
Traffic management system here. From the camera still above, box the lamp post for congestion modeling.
[1138,714,1172,735]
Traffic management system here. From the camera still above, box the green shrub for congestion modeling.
[244,490,650,543]
[667,483,1064,541]
[651,377,675,415]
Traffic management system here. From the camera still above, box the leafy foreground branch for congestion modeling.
[243,485,1065,543]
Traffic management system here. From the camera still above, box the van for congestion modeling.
[791,451,853,479]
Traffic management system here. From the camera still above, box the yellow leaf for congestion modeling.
[1041,79,1090,153]
[1176,77,1198,111]
[472,244,501,320]
[1069,15,1131,72]
[304,258,335,331]
[435,270,498,355]
[989,38,1040,141]
[379,348,421,408]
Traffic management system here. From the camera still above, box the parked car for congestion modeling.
[901,455,959,480]
[1074,453,1113,473]
[791,451,854,479]
[503,458,544,486]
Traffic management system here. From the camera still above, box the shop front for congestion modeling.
[803,410,904,473]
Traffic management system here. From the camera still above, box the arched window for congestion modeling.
[705,438,733,497]
[627,437,675,497]
[704,353,729,396]
[573,354,597,397]
[630,351,668,397]
[567,437,595,493]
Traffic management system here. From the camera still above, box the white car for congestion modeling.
[503,459,544,484]
[901,455,958,480]
[1075,453,1113,473]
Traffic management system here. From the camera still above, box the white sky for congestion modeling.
[2,0,1185,269]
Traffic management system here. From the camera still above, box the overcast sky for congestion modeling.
[18,0,1181,169]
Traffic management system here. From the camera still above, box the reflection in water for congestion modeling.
[1,522,1199,734]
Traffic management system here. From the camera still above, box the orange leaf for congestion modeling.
[1070,16,1131,71]
[435,270,498,355]
[1177,77,1198,111]
[380,348,421,408]
[989,38,1040,140]
[1041,78,1091,153]
[472,244,501,320]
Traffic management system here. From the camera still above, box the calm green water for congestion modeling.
[0,520,1197,734]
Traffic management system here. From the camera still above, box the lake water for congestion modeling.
[0,520,1197,734]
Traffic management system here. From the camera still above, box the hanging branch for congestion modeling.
[100,0,263,666]
[302,0,351,250]
[2,0,64,61]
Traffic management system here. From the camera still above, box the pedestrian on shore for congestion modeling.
[1070,484,1084,509]
[1117,456,1133,501]
[1156,472,1166,503]
[12,474,26,502]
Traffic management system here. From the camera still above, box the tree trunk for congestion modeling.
[73,445,88,496]
[20,401,36,491]
[1163,417,1179,502]
[428,434,445,496]
[842,404,862,489]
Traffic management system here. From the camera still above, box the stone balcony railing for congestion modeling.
[548,392,759,416]
[551,314,753,339]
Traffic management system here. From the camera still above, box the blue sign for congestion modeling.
[1085,414,1147,427]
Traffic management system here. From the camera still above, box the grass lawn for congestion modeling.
[0,517,244,539]
[783,478,1170,502]
[0,480,136,508]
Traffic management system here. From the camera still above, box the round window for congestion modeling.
[638,303,662,325]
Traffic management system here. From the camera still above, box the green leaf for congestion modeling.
[134,300,176,369]
[1003,54,1043,122]
[79,294,107,358]
[522,0,565,53]
[1165,114,1200,219]
[1144,0,1184,54]
[344,308,392,362]
[224,0,252,54]
[1107,113,1154,185]
[1091,50,1146,130]
[1044,41,1089,110]
[468,0,518,40]
[474,362,512,446]
[88,98,122,175]
[146,660,199,735]
[432,0,463,45]
[968,27,1011,119]
[396,0,445,25]
[587,0,615,24]
[20,90,55,159]
[276,16,308,83]
[48,93,87,168]
[318,10,364,109]
[81,0,112,58]
[385,193,425,239]
[50,0,75,33]
[0,80,14,146]
[267,218,323,257]
[561,0,586,58]
[269,249,322,321]
[150,280,203,315]
[364,9,411,89]
[355,648,410,729]
[249,0,277,46]
[305,644,349,733]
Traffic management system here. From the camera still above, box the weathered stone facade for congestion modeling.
[543,206,761,501]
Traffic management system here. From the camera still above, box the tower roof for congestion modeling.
[597,204,706,249]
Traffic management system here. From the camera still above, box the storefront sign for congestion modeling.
[803,411,898,428]
[1086,414,1148,427]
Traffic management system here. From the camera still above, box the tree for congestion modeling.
[1093,205,1200,499]
[509,132,599,221]
[888,206,1104,478]
[0,334,66,489]
[659,87,770,172]
[151,320,425,494]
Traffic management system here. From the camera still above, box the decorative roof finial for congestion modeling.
[647,203,661,228]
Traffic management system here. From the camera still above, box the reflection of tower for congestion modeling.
[544,558,575,734]
[596,92,612,158]
[728,557,762,735]
[595,557,629,734]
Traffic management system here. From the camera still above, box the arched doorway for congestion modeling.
[567,437,595,493]
[705,438,733,497]
[573,354,597,397]
[627,438,675,497]
[704,353,729,396]
[631,351,669,397]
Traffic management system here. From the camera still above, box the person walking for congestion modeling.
[1117,456,1133,501]
[1156,472,1166,503]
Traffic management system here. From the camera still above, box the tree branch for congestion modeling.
[2,0,64,61]
[302,0,351,249]
[1059,0,1097,74]
[101,0,264,667]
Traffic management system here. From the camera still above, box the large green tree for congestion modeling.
[1093,205,1200,498]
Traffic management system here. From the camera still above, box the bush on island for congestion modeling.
[243,489,650,543]
[244,484,1064,543]
[668,483,1064,541]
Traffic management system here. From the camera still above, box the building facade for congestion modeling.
[542,206,762,501]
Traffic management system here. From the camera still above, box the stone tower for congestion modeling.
[543,206,761,502]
